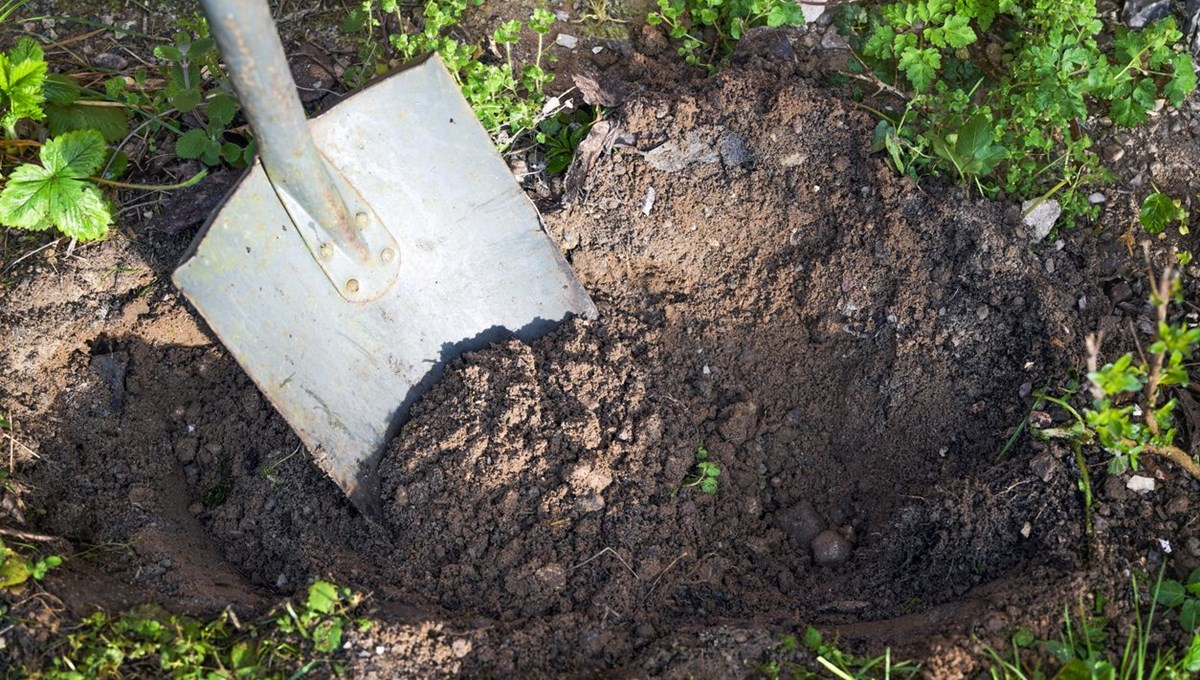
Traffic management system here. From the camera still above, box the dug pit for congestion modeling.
[6,65,1098,674]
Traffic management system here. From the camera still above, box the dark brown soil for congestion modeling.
[3,6,1200,679]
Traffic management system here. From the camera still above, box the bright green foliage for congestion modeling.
[847,1,1197,226]
[0,130,113,242]
[675,445,721,495]
[1036,275,1200,476]
[647,0,806,71]
[345,0,558,148]
[37,580,366,679]
[0,38,46,137]
[0,537,61,589]
[44,74,129,143]
[1140,190,1190,235]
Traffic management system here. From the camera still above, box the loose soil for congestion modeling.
[3,4,1200,678]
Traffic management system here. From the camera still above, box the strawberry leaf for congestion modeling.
[0,130,113,242]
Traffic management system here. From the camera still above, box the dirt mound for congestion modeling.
[3,64,1104,674]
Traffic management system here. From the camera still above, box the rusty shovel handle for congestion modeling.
[199,0,368,259]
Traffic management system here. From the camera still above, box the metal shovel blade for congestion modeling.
[173,55,596,517]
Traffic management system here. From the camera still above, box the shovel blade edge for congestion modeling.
[173,55,596,517]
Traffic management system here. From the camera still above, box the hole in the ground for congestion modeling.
[19,73,1096,673]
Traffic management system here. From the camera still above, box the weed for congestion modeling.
[1034,248,1200,482]
[1140,189,1190,236]
[986,571,1200,678]
[673,445,721,495]
[647,0,806,72]
[751,627,920,679]
[843,1,1197,227]
[1152,569,1200,634]
[34,580,368,678]
[537,107,600,175]
[0,536,61,589]
[345,0,561,149]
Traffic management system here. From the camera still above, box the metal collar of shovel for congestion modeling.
[174,0,596,520]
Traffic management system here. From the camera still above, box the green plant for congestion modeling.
[1153,569,1200,634]
[845,1,1197,227]
[37,580,369,679]
[1140,189,1190,236]
[1034,254,1200,481]
[986,573,1200,678]
[0,536,61,588]
[647,0,806,71]
[345,0,560,149]
[673,445,721,495]
[751,627,920,679]
[537,107,600,175]
[151,21,253,168]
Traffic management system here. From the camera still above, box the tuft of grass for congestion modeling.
[985,570,1200,679]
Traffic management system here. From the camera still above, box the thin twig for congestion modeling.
[646,550,689,597]
[570,547,640,579]
[0,526,61,542]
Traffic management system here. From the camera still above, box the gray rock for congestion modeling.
[1123,1,1170,29]
[811,529,853,567]
[718,132,753,168]
[1102,144,1126,164]
[1021,198,1061,241]
[1109,281,1133,305]
[643,132,719,172]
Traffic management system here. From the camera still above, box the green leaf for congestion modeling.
[0,38,47,131]
[1156,579,1187,608]
[1183,599,1200,632]
[955,113,1004,177]
[699,477,718,494]
[175,128,215,159]
[1140,191,1186,234]
[45,102,129,142]
[206,93,237,130]
[42,73,80,106]
[898,47,941,92]
[307,580,339,615]
[0,130,113,242]
[0,552,31,587]
[1165,53,1198,107]
[312,618,344,653]
[766,1,804,28]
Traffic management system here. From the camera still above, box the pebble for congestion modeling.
[778,501,827,547]
[811,530,853,567]
[1104,474,1130,501]
[1088,192,1107,204]
[577,493,605,513]
[1102,144,1125,163]
[976,305,990,321]
[1021,198,1061,241]
[555,34,578,49]
[1126,475,1156,493]
[1109,282,1133,305]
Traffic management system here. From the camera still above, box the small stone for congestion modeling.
[93,52,128,70]
[976,305,990,321]
[175,437,198,463]
[578,493,605,513]
[1020,522,1032,538]
[811,530,853,567]
[1166,495,1189,515]
[1126,475,1156,493]
[1104,475,1130,501]
[1088,192,1107,204]
[555,34,578,49]
[375,645,386,655]
[561,232,580,251]
[535,563,567,590]
[452,639,472,658]
[1109,282,1133,305]
[1102,144,1125,163]
[1019,382,1033,399]
[1029,450,1057,482]
[778,501,827,547]
[1021,198,1061,241]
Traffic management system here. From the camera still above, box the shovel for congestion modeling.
[174,0,596,519]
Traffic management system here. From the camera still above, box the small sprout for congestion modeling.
[1140,189,1189,235]
[674,445,721,495]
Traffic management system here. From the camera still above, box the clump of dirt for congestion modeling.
[3,60,1109,675]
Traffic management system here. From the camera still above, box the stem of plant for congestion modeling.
[1071,439,1094,563]
[90,168,207,191]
